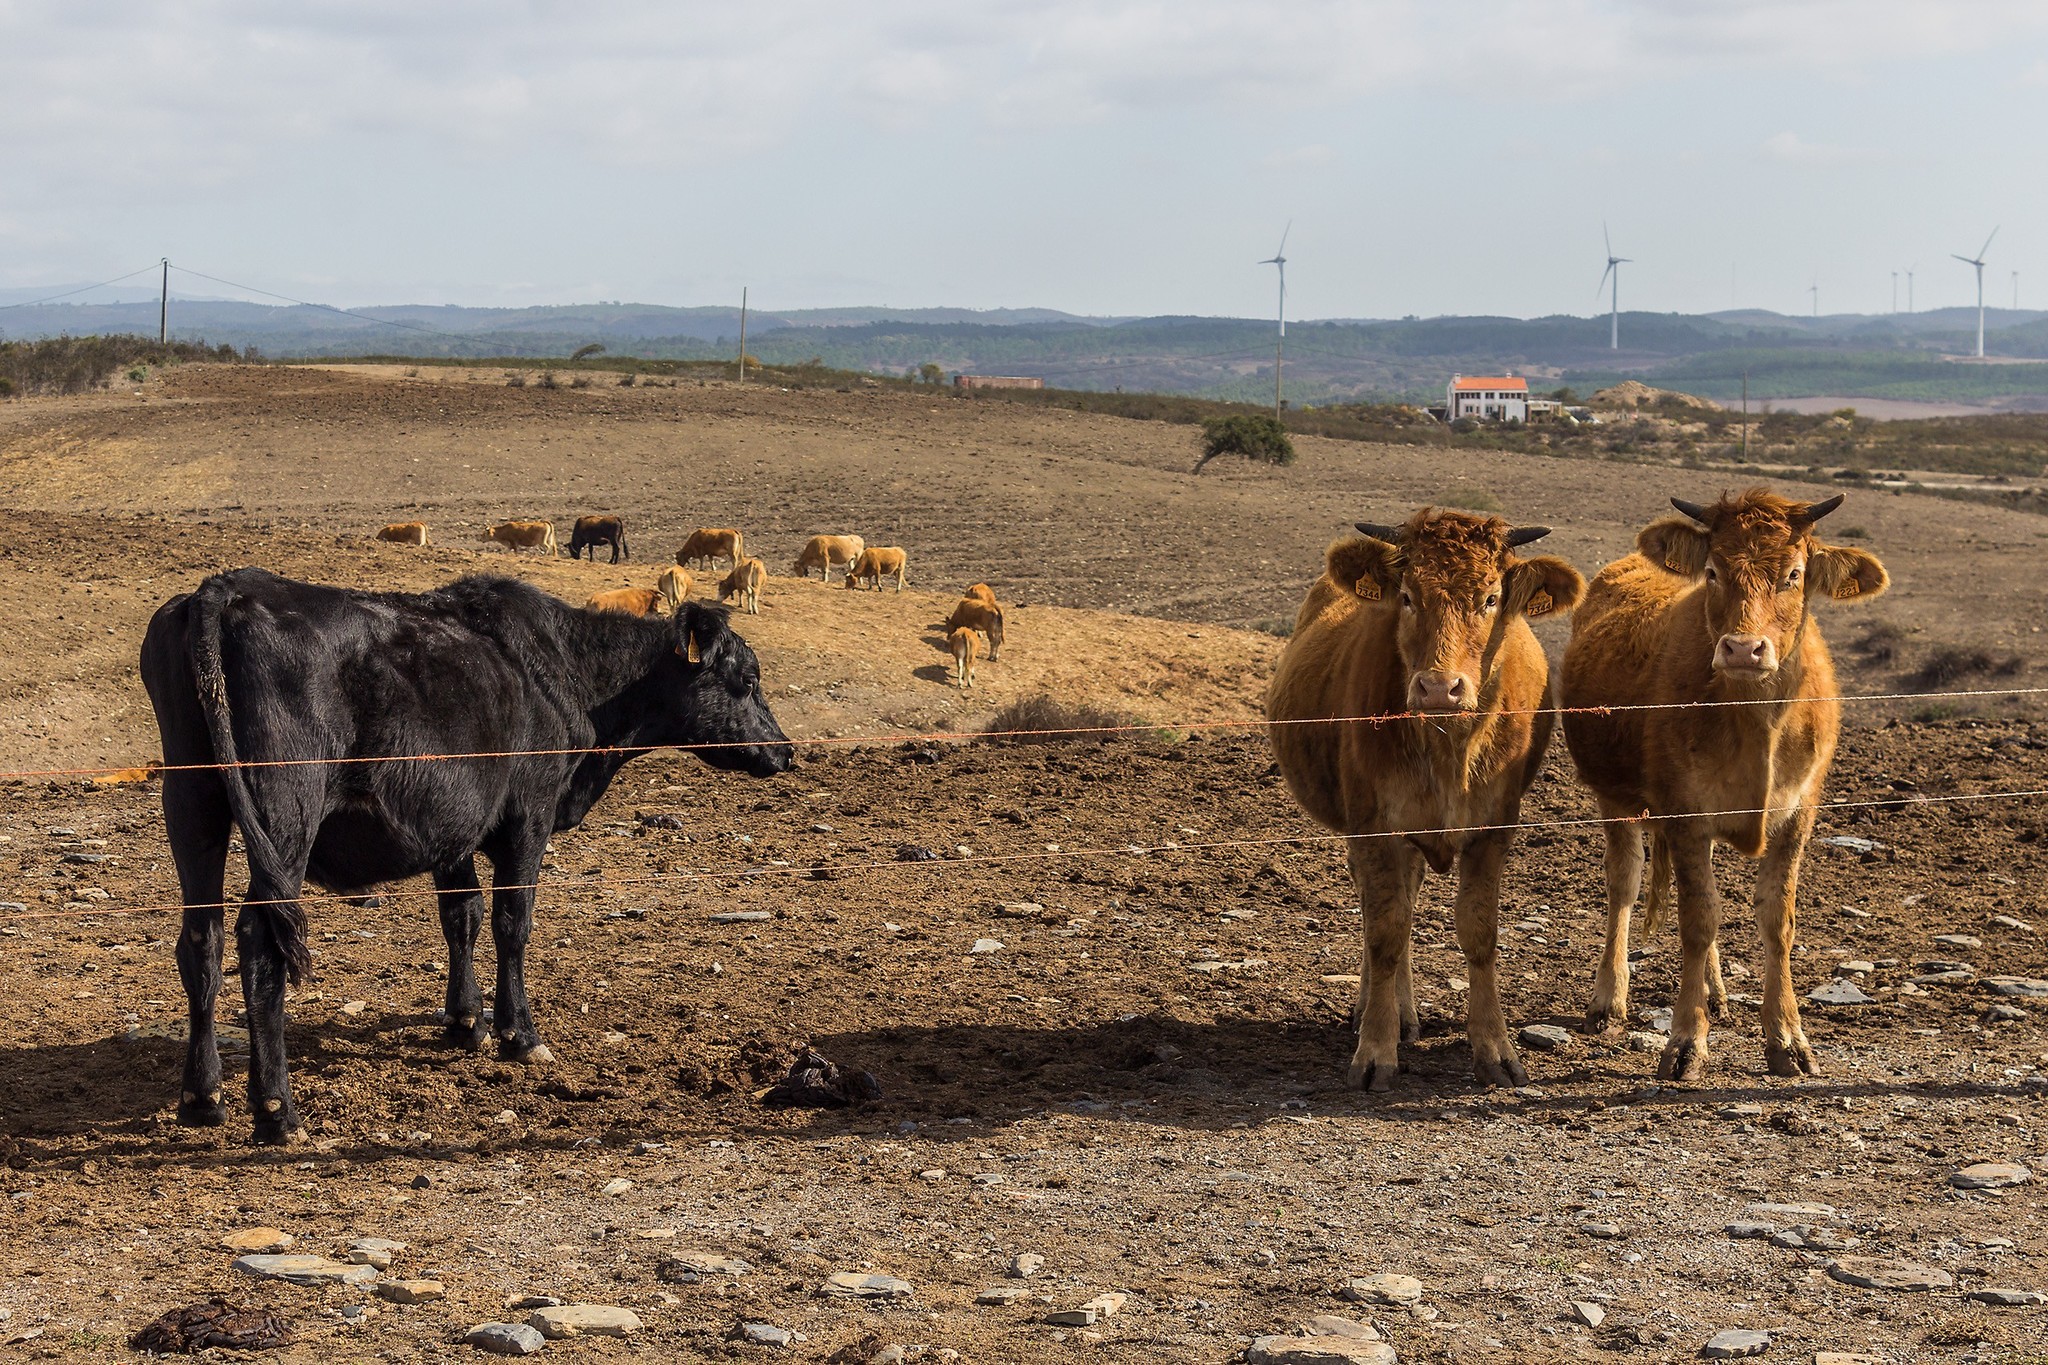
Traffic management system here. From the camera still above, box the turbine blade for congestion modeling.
[1604,221,1612,258]
[1953,254,1976,266]
[1277,219,1291,257]
[1980,226,1999,259]
[1596,261,1614,298]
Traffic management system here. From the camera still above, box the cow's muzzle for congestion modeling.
[1408,670,1477,714]
[1713,634,1778,678]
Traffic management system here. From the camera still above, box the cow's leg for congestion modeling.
[1346,838,1421,1092]
[1756,805,1818,1077]
[486,828,553,1064]
[1706,939,1729,1019]
[1585,816,1643,1034]
[1455,829,1525,1087]
[237,869,310,1145]
[1658,829,1720,1083]
[434,858,489,1050]
[166,772,231,1126]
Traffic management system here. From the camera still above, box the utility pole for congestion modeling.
[1740,369,1749,460]
[158,258,168,344]
[736,287,748,383]
[1907,270,1914,314]
[1891,271,1898,315]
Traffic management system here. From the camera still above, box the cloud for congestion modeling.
[1761,131,1880,165]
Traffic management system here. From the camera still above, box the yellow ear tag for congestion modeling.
[1526,589,1554,618]
[1665,558,1685,574]
[1355,577,1382,601]
[686,635,702,663]
[1832,580,1859,600]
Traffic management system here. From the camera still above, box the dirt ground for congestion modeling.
[0,366,2044,1363]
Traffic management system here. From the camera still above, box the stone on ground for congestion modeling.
[1305,1316,1380,1340]
[232,1254,378,1287]
[1949,1161,2030,1189]
[220,1228,294,1254]
[1007,1252,1044,1278]
[1982,976,2048,999]
[1826,1257,1954,1292]
[1701,1327,1771,1358]
[465,1322,546,1355]
[1045,1293,1124,1326]
[1339,1273,1423,1305]
[346,1236,407,1268]
[1570,1300,1606,1328]
[737,1322,792,1346]
[975,1285,1031,1305]
[1808,979,1875,1006]
[1519,1023,1572,1051]
[1964,1287,2047,1306]
[1245,1337,1396,1364]
[820,1272,914,1300]
[376,1279,445,1304]
[528,1304,641,1339]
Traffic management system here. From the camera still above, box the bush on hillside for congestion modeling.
[0,334,247,398]
[1192,413,1295,473]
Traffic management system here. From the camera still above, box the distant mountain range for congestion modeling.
[7,292,2048,407]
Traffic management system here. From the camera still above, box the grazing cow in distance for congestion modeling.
[567,515,629,563]
[793,534,865,581]
[377,522,429,546]
[656,565,692,613]
[962,582,997,607]
[945,592,1005,661]
[139,570,792,1144]
[585,586,666,616]
[947,626,980,688]
[1562,488,1887,1082]
[718,557,765,614]
[1267,508,1584,1090]
[677,528,744,571]
[846,546,908,592]
[484,520,558,556]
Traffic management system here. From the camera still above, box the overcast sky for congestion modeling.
[4,0,2045,319]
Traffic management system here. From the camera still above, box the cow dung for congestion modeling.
[130,1300,292,1354]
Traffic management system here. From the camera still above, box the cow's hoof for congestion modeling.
[1656,1039,1708,1083]
[176,1097,227,1128]
[1400,1016,1423,1045]
[503,1042,554,1065]
[1765,1040,1819,1077]
[1474,1052,1528,1088]
[1582,1002,1625,1036]
[251,1119,306,1147]
[1707,992,1729,1022]
[1347,1053,1398,1093]
[442,1020,490,1051]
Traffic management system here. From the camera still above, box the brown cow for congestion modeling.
[1267,508,1584,1090]
[946,626,980,689]
[945,595,1005,661]
[718,557,765,614]
[1561,488,1887,1082]
[567,514,629,563]
[656,565,692,613]
[845,546,907,592]
[484,520,558,555]
[584,586,667,617]
[793,534,865,581]
[377,522,429,546]
[962,582,997,607]
[677,528,744,570]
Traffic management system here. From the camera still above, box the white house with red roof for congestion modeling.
[1446,374,1528,423]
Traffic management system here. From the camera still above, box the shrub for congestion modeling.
[1906,648,2024,690]
[0,334,243,398]
[983,695,1145,744]
[1837,524,1869,539]
[1441,488,1504,513]
[617,372,636,386]
[504,372,527,388]
[569,374,591,389]
[1852,622,1906,666]
[126,366,148,383]
[570,343,606,361]
[1193,414,1296,473]
[536,369,559,390]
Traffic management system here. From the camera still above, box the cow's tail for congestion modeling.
[1642,830,1673,935]
[189,582,313,983]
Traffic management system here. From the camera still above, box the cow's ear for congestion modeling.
[676,602,731,667]
[1637,516,1709,577]
[1506,555,1585,620]
[1327,536,1399,602]
[1807,543,1888,603]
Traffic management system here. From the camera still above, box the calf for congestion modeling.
[793,534,865,581]
[946,626,980,688]
[376,522,429,546]
[567,514,629,563]
[585,586,666,616]
[846,546,908,592]
[1267,508,1583,1089]
[1562,488,1887,1081]
[656,565,692,613]
[140,570,791,1144]
[676,527,744,570]
[484,520,558,555]
[718,557,765,614]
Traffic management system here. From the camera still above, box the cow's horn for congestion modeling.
[1670,497,1711,524]
[1354,522,1402,541]
[1505,526,1552,547]
[1796,493,1845,524]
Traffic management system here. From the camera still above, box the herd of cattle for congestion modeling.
[151,485,1884,1144]
[372,516,1005,688]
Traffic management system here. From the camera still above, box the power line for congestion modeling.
[169,264,487,345]
[0,264,164,313]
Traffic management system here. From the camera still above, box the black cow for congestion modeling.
[140,569,791,1145]
[566,514,629,563]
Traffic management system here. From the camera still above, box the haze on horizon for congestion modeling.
[5,1,2047,324]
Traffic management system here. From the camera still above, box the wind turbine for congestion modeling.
[1808,278,1819,317]
[1891,270,1898,314]
[1260,222,1289,416]
[1952,227,1998,358]
[1907,264,1915,314]
[1597,223,1630,349]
